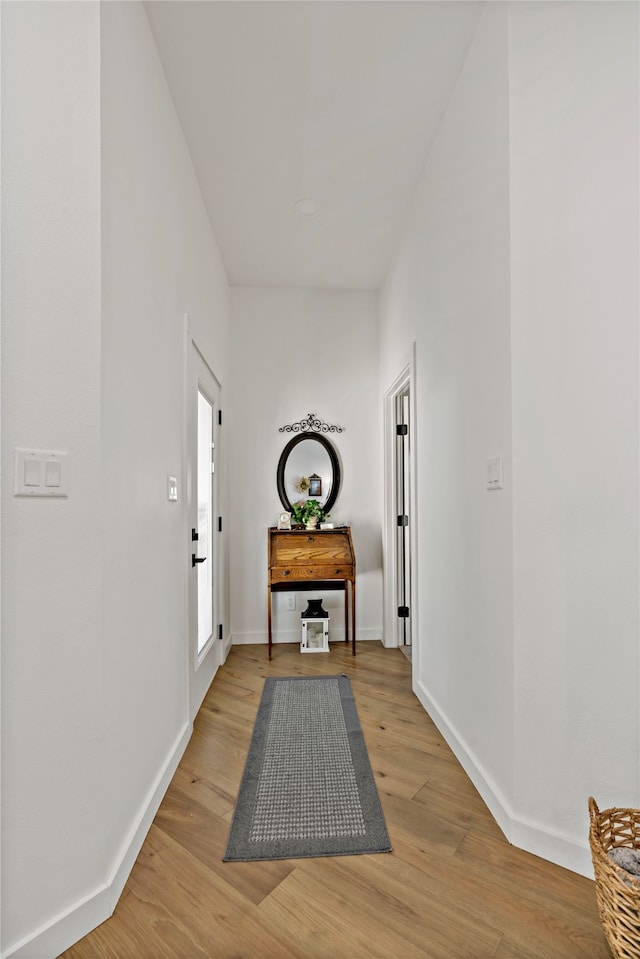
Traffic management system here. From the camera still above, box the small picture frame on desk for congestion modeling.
[277,511,291,531]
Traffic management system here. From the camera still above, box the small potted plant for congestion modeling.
[291,499,328,530]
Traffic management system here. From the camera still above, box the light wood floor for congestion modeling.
[60,642,609,958]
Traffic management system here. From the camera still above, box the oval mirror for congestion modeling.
[277,433,341,516]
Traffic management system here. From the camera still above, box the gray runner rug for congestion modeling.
[223,674,392,862]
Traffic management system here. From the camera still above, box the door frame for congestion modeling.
[394,388,412,649]
[383,345,418,666]
[183,317,225,721]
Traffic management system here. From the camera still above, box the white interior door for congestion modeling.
[395,390,412,648]
[188,342,221,717]
[383,348,418,665]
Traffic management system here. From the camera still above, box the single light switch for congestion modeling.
[167,475,178,502]
[45,460,62,487]
[24,458,41,487]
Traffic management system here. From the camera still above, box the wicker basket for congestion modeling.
[589,797,640,958]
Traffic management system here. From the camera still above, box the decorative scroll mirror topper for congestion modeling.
[279,412,343,435]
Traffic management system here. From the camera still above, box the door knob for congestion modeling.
[192,553,207,567]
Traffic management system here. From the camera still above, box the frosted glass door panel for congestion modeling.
[197,390,213,654]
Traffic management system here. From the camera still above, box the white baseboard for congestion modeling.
[222,630,233,659]
[510,814,593,878]
[230,629,270,645]
[413,676,594,880]
[231,627,381,646]
[4,722,193,959]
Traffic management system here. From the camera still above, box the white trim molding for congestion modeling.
[230,628,381,647]
[4,722,192,959]
[414,675,594,880]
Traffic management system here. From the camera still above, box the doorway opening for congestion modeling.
[383,348,417,671]
[187,334,223,719]
[395,388,411,651]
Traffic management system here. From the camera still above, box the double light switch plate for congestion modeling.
[15,448,69,497]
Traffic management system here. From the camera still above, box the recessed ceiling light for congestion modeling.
[293,198,321,218]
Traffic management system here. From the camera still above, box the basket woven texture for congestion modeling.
[589,797,640,959]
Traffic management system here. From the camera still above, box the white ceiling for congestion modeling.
[144,1,483,291]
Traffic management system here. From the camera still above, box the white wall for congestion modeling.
[509,1,639,868]
[229,287,381,646]
[380,1,515,828]
[1,3,105,952]
[100,0,230,880]
[380,0,639,876]
[1,2,231,956]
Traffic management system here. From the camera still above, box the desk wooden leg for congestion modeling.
[344,584,348,645]
[351,580,356,655]
[268,587,272,659]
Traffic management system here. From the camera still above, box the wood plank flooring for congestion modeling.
[59,642,609,958]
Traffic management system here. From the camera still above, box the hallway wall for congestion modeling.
[1,3,231,956]
[379,0,639,877]
[228,287,382,647]
[508,0,639,865]
[2,3,104,953]
[380,0,515,839]
[100,0,231,900]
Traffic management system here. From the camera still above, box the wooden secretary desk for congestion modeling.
[267,527,356,658]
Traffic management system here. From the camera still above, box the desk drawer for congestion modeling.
[272,565,351,583]
[271,533,352,567]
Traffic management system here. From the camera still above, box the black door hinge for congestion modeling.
[397,515,409,526]
[218,623,223,640]
[398,606,410,618]
[218,516,222,532]
[218,409,223,426]
[396,424,408,436]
